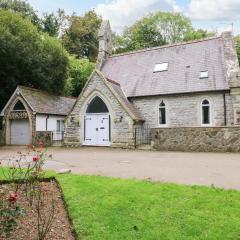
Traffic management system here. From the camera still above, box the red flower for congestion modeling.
[33,156,39,162]
[38,141,44,148]
[8,192,18,203]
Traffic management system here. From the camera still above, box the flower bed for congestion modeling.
[0,178,76,240]
[0,142,77,240]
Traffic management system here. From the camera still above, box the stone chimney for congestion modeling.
[221,31,240,88]
[96,20,112,70]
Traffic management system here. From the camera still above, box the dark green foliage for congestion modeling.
[0,10,69,110]
[62,10,102,61]
[0,0,41,30]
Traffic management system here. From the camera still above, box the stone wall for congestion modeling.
[132,92,234,128]
[64,71,136,148]
[33,131,52,147]
[151,127,240,152]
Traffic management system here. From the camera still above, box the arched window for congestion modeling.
[201,99,211,125]
[159,101,166,125]
[13,100,25,111]
[86,96,109,113]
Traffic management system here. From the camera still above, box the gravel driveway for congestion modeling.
[1,146,240,190]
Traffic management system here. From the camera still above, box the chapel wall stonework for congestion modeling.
[131,92,235,128]
[64,73,136,148]
[151,127,240,152]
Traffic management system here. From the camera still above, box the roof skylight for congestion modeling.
[154,62,168,72]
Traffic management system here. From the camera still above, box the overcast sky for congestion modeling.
[27,0,240,34]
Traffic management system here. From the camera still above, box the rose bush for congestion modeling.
[0,141,55,239]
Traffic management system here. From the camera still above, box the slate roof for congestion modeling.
[18,86,76,115]
[102,36,229,97]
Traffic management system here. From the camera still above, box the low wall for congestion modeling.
[151,127,240,152]
[0,130,4,146]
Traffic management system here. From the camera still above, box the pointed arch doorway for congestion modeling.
[84,96,111,146]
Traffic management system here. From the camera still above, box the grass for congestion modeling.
[1,169,240,239]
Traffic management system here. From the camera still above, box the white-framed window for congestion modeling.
[201,99,211,125]
[158,101,167,126]
[57,120,65,132]
[200,71,209,79]
[154,62,169,72]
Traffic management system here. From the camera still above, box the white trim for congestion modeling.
[200,98,213,126]
[157,100,168,127]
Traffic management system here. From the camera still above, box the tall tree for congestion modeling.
[67,56,95,97]
[0,10,69,110]
[42,9,68,37]
[0,0,41,30]
[62,10,102,61]
[113,12,213,54]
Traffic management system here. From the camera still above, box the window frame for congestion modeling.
[57,119,65,132]
[201,99,212,126]
[154,62,169,73]
[158,100,167,127]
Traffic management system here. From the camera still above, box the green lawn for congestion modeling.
[1,170,240,239]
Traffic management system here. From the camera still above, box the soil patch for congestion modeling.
[0,179,76,240]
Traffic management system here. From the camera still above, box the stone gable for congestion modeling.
[64,71,137,147]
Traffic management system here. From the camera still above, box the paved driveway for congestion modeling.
[1,146,240,190]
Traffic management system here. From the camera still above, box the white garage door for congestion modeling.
[10,119,30,145]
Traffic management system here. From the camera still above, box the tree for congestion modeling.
[67,56,95,97]
[113,12,213,54]
[0,10,69,110]
[62,10,102,61]
[0,0,41,30]
[184,29,214,41]
[235,36,240,66]
[42,9,68,37]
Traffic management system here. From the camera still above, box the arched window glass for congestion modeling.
[159,101,166,125]
[202,99,210,125]
[13,101,25,111]
[86,96,109,113]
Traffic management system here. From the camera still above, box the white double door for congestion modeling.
[84,114,110,146]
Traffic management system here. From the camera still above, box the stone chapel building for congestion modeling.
[64,20,240,151]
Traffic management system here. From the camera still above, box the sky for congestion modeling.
[27,0,240,35]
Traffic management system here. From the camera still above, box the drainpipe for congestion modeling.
[46,115,49,131]
[223,93,227,126]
